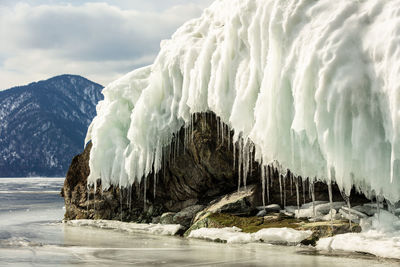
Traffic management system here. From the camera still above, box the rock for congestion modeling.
[185,213,265,237]
[194,185,259,223]
[353,205,377,216]
[62,112,370,222]
[395,208,400,216]
[172,205,205,228]
[166,199,199,212]
[160,212,176,225]
[339,208,366,223]
[152,216,161,224]
[319,209,341,221]
[256,210,267,217]
[341,207,368,218]
[299,220,361,246]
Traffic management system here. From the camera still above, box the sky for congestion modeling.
[0,0,214,89]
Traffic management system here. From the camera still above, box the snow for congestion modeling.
[253,228,313,244]
[66,220,183,236]
[316,210,400,259]
[86,0,400,203]
[188,226,312,245]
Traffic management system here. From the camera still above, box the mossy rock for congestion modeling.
[185,212,303,237]
[185,212,360,245]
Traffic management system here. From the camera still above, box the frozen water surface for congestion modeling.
[0,178,398,266]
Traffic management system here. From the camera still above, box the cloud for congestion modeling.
[0,1,211,89]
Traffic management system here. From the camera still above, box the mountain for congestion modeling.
[0,75,103,177]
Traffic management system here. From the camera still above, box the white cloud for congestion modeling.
[0,1,212,89]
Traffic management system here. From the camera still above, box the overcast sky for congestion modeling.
[0,0,214,89]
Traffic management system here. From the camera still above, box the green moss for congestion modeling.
[185,212,359,243]
[207,213,303,233]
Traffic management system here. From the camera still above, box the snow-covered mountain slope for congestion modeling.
[86,0,400,203]
[0,75,103,177]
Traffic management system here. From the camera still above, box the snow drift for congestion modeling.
[85,0,400,203]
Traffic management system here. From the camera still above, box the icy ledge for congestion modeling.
[188,227,312,245]
[317,211,400,259]
[65,220,183,236]
[86,0,400,203]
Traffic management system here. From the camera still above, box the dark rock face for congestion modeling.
[62,112,368,222]
[0,75,103,177]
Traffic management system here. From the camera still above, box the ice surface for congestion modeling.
[86,0,400,203]
[188,227,253,243]
[66,220,183,236]
[188,226,312,245]
[253,228,313,244]
[317,210,400,259]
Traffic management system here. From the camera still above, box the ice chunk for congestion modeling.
[256,204,281,212]
[188,227,253,244]
[253,228,312,244]
[65,220,183,236]
[188,227,312,245]
[317,211,400,259]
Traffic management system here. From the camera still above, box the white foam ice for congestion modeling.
[65,220,183,236]
[85,0,400,204]
[188,226,312,244]
[316,210,400,259]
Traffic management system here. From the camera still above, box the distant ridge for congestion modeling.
[0,75,103,177]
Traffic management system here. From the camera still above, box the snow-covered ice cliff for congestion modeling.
[86,0,400,203]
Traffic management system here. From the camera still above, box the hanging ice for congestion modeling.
[85,0,400,203]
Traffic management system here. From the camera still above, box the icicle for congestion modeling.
[143,176,147,211]
[94,182,97,214]
[290,174,293,196]
[153,170,157,199]
[311,181,316,218]
[261,165,266,209]
[283,173,287,208]
[377,194,381,220]
[217,116,220,143]
[347,197,352,229]
[220,119,223,144]
[238,138,243,191]
[86,184,90,215]
[177,134,180,156]
[295,175,300,217]
[328,182,334,228]
[233,141,236,169]
[129,185,132,211]
[266,166,270,203]
[279,174,283,206]
[243,140,249,190]
[249,144,253,177]
[227,126,231,151]
[340,189,352,229]
[120,187,123,221]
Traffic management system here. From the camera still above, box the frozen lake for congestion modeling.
[0,178,397,266]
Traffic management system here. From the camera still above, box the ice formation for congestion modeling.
[86,0,400,203]
[188,226,312,244]
[66,220,183,236]
[317,210,400,259]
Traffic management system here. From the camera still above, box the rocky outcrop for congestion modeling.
[62,112,369,225]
